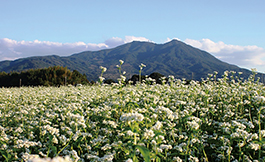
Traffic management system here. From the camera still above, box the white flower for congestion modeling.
[151,140,157,145]
[140,63,146,67]
[249,142,259,151]
[260,130,265,137]
[253,95,265,103]
[101,144,111,151]
[126,130,135,136]
[174,145,183,152]
[168,75,174,80]
[119,60,124,65]
[143,129,155,139]
[151,114,158,119]
[100,66,107,72]
[188,155,199,162]
[173,156,183,162]
[251,133,259,140]
[232,121,246,130]
[160,144,172,150]
[52,135,58,144]
[99,76,105,82]
[59,135,68,145]
[231,132,240,138]
[156,135,165,140]
[120,112,144,122]
[27,156,73,162]
[139,63,146,70]
[99,154,114,161]
[120,75,126,82]
[125,159,133,162]
[187,120,200,130]
[152,121,163,130]
[191,138,200,144]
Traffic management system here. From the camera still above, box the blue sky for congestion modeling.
[1,0,265,72]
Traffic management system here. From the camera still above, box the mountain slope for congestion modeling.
[0,40,258,81]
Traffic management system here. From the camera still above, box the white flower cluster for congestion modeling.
[139,63,146,70]
[119,60,124,65]
[126,130,138,137]
[14,139,40,149]
[253,95,265,103]
[120,112,144,122]
[159,144,172,150]
[155,106,177,120]
[100,66,107,73]
[103,120,118,128]
[27,156,72,162]
[87,153,114,162]
[42,125,60,136]
[1,70,265,161]
[248,142,260,151]
[152,121,163,130]
[187,120,200,130]
[143,129,155,139]
[188,155,199,162]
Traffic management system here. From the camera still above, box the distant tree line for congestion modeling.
[0,66,90,87]
[0,65,175,87]
[104,72,168,85]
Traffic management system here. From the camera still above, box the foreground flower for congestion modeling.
[27,156,72,162]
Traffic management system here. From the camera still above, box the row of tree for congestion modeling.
[0,66,90,87]
[104,72,167,85]
[0,65,170,87]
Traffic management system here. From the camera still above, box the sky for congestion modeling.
[0,0,265,72]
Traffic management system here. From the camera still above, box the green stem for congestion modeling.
[56,134,73,157]
[238,146,241,162]
[134,134,137,145]
[185,138,190,161]
[2,153,8,162]
[202,144,208,162]
[56,141,70,156]
[47,147,50,157]
[249,106,253,124]
[139,70,141,83]
[258,110,261,161]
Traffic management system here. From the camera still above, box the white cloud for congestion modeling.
[0,36,151,62]
[124,36,150,43]
[166,37,181,42]
[1,36,265,72]
[183,38,265,72]
[0,38,109,61]
[104,37,125,48]
[104,36,151,48]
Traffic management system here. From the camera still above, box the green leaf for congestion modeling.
[154,156,161,162]
[133,155,139,162]
[50,146,57,155]
[136,145,151,162]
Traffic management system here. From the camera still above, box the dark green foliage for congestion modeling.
[148,72,165,84]
[128,74,146,84]
[127,72,168,85]
[0,66,89,87]
[0,40,263,81]
[104,79,116,84]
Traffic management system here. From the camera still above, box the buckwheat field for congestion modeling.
[1,63,265,162]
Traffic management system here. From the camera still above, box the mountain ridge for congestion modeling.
[0,40,259,81]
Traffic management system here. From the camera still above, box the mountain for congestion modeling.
[0,40,260,81]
